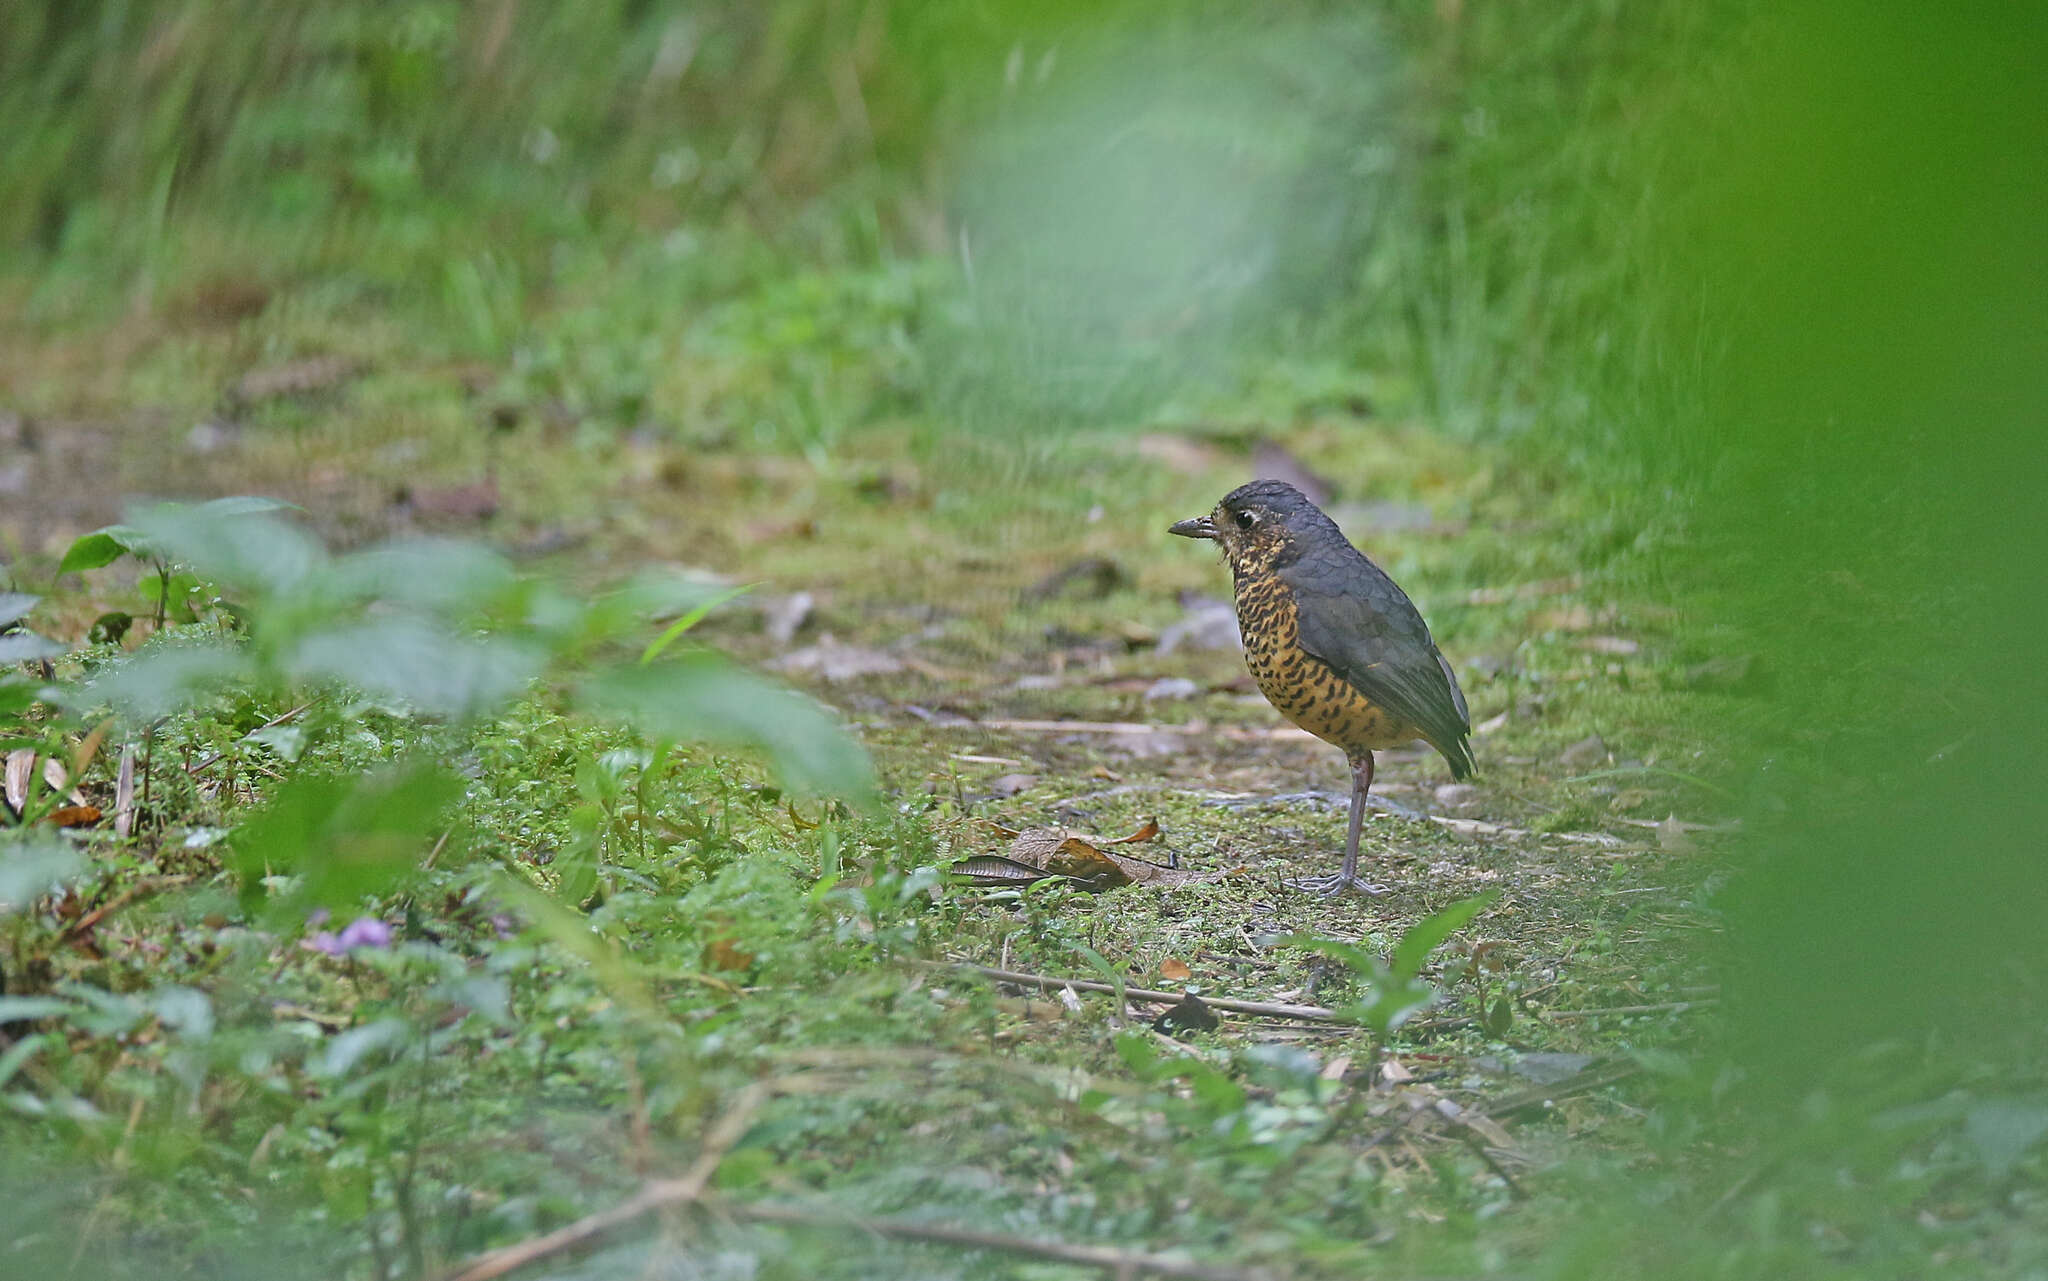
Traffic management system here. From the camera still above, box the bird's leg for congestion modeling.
[1286,752,1389,897]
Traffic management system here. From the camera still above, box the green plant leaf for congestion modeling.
[0,632,64,663]
[0,1032,49,1091]
[231,757,465,913]
[132,505,322,596]
[327,538,518,615]
[1390,889,1500,979]
[0,836,84,916]
[57,527,150,576]
[310,1018,411,1079]
[0,594,38,629]
[0,996,76,1025]
[578,656,872,799]
[639,583,754,665]
[85,643,251,722]
[195,496,301,518]
[288,619,543,720]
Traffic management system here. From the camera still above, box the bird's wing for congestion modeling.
[1279,544,1475,778]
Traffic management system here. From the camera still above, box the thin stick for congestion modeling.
[185,702,314,776]
[977,718,1316,744]
[708,1200,1280,1281]
[920,961,1340,1022]
[439,1080,771,1281]
[59,876,188,942]
[1540,999,1715,1020]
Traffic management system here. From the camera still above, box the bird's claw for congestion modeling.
[1284,873,1390,898]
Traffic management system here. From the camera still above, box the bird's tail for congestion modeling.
[1427,731,1476,781]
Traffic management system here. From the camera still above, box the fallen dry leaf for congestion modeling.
[46,805,101,828]
[229,355,361,406]
[946,816,1208,891]
[4,749,30,814]
[1160,957,1192,981]
[771,636,904,682]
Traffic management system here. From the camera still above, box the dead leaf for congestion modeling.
[987,773,1039,797]
[46,805,101,828]
[1106,817,1161,845]
[1557,734,1609,769]
[1379,1057,1415,1087]
[4,749,31,814]
[762,591,815,646]
[1041,838,1133,890]
[1160,957,1191,981]
[1143,677,1198,702]
[229,355,360,406]
[771,636,904,682]
[702,920,756,971]
[948,817,1194,891]
[395,478,500,522]
[71,718,112,780]
[1655,814,1696,854]
[113,743,137,839]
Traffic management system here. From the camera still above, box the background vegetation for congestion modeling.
[3,1,2042,1278]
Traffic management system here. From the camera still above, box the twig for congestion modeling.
[707,1200,1281,1281]
[921,960,1340,1022]
[58,876,188,942]
[113,744,136,839]
[1427,815,1631,847]
[185,702,314,776]
[977,718,1317,744]
[1539,998,1716,1020]
[439,1079,772,1281]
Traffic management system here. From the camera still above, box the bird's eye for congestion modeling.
[1234,509,1257,531]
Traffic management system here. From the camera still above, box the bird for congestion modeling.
[1170,479,1472,895]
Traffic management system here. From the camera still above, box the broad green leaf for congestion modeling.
[149,986,215,1042]
[195,495,301,517]
[232,757,465,913]
[640,583,754,665]
[57,527,150,575]
[131,504,321,596]
[310,1018,411,1079]
[86,643,250,722]
[1389,889,1500,980]
[0,593,37,628]
[1966,1097,2048,1179]
[326,538,518,615]
[0,996,75,1025]
[0,836,83,915]
[288,619,543,720]
[0,676,37,719]
[578,656,872,799]
[0,1032,49,1090]
[0,632,63,663]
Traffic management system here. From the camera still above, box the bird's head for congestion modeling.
[1169,479,1335,576]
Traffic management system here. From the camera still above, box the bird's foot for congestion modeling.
[1283,872,1390,898]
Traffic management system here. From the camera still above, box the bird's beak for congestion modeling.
[1169,515,1220,541]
